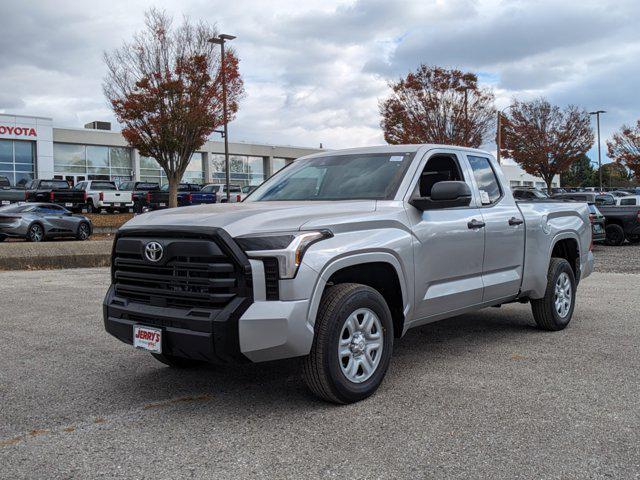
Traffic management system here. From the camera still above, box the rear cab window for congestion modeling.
[467,156,502,205]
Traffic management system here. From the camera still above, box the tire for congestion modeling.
[87,200,97,214]
[76,222,91,241]
[531,258,576,331]
[0,236,6,242]
[627,235,640,244]
[151,353,203,368]
[27,223,45,242]
[302,283,394,404]
[605,224,625,246]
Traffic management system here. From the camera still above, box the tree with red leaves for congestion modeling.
[500,98,594,193]
[103,9,244,208]
[607,120,640,179]
[379,65,496,147]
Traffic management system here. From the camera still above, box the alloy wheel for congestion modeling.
[554,272,572,318]
[338,308,383,383]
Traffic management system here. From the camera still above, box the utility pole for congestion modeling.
[589,110,606,192]
[209,34,236,201]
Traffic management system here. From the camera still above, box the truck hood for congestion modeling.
[120,200,377,237]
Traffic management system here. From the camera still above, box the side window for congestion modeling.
[467,156,502,205]
[418,154,464,198]
[621,198,637,206]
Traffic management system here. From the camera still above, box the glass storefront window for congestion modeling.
[54,143,132,182]
[272,158,287,174]
[54,143,85,168]
[0,140,11,162]
[0,140,36,186]
[87,146,109,168]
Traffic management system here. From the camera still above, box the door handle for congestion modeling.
[508,217,524,226]
[467,219,485,229]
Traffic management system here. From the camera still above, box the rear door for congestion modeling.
[466,155,525,302]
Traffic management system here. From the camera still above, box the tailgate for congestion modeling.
[103,191,132,203]
[53,190,84,203]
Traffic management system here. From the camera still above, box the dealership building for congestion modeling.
[0,113,321,188]
[0,112,556,189]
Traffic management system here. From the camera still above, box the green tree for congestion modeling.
[561,154,595,187]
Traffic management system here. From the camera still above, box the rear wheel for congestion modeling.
[302,283,394,404]
[27,223,44,242]
[605,224,625,246]
[626,235,640,244]
[531,258,576,331]
[76,222,91,241]
[151,353,203,368]
[87,200,98,214]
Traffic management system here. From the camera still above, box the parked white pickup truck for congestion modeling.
[104,145,594,404]
[74,181,134,213]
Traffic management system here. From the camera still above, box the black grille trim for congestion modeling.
[262,258,280,301]
[106,226,254,363]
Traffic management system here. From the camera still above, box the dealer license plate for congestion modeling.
[1,200,9,205]
[133,325,162,353]
[65,202,73,207]
[159,202,166,207]
[114,203,121,207]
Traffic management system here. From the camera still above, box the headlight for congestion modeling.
[235,230,333,279]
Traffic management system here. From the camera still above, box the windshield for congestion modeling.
[247,152,415,201]
[92,182,117,190]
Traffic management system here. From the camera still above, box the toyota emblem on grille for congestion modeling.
[144,241,163,262]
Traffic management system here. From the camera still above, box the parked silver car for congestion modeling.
[0,203,92,242]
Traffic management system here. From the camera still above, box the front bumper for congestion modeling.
[102,226,314,364]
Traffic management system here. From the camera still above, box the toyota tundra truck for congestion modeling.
[104,145,594,404]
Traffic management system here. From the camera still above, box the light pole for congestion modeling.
[209,33,236,201]
[589,110,606,192]
[496,105,515,164]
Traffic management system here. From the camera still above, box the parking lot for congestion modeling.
[0,245,639,479]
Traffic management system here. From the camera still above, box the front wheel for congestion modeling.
[302,283,394,404]
[76,222,91,241]
[27,223,44,242]
[626,235,640,244]
[531,258,576,331]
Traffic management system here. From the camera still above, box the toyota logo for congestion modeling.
[144,241,163,262]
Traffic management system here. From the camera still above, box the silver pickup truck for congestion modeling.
[104,145,594,404]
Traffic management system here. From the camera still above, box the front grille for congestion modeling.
[112,234,251,311]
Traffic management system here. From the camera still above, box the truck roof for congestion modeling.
[298,144,494,160]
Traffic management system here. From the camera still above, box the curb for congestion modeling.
[0,240,113,271]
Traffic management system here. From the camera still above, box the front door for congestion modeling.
[466,155,525,302]
[408,151,486,321]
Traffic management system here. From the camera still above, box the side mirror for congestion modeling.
[410,181,472,210]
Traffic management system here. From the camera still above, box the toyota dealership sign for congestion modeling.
[0,125,37,137]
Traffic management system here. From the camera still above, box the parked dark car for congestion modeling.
[512,187,549,200]
[0,176,10,188]
[552,192,640,245]
[118,181,160,213]
[587,204,606,243]
[24,179,87,212]
[146,183,216,210]
[0,203,92,242]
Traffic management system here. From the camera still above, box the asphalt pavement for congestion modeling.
[0,265,639,479]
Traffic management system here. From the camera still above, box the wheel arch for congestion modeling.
[307,252,411,338]
[549,233,580,283]
[26,220,46,240]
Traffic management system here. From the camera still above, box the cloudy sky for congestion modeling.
[1,0,639,162]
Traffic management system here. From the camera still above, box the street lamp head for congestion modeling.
[589,110,606,115]
[207,37,223,45]
[219,34,236,41]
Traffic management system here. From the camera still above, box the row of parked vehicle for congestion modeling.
[0,175,258,214]
[512,186,640,246]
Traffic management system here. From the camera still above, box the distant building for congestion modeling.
[0,113,321,187]
[500,163,560,189]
